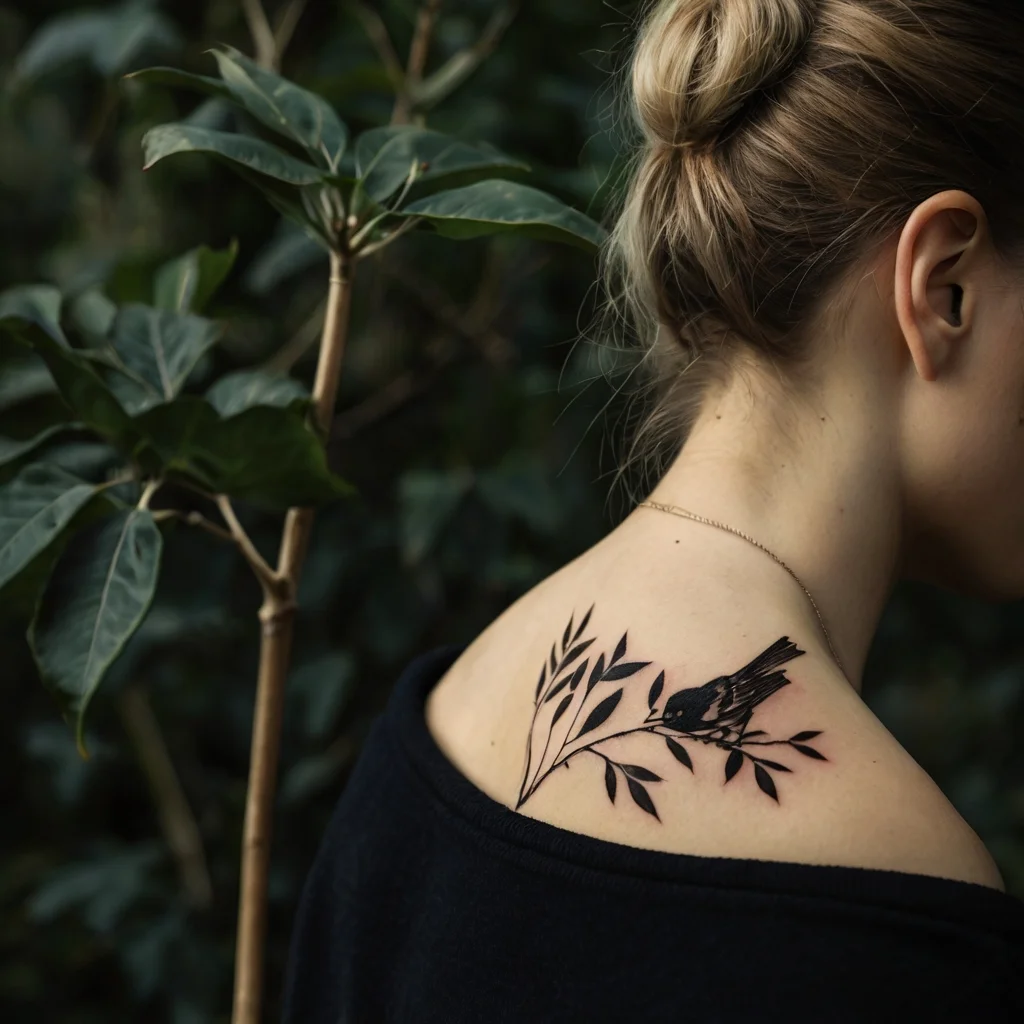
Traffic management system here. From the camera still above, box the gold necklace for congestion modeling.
[638,499,848,680]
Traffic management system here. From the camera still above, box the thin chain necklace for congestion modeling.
[638,499,848,681]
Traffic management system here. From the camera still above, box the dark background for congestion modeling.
[1,2,1022,1021]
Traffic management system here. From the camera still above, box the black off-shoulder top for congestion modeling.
[281,644,1024,1024]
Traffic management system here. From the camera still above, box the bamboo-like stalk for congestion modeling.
[228,1,459,1015]
[231,250,353,1024]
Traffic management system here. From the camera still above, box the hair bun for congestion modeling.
[632,0,818,150]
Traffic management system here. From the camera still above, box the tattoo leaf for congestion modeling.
[621,763,663,782]
[585,652,606,695]
[549,643,557,675]
[534,662,546,701]
[601,660,651,682]
[792,742,827,760]
[755,758,792,772]
[551,692,573,725]
[543,675,572,703]
[557,637,596,675]
[576,688,622,738]
[744,730,766,738]
[724,748,744,782]
[754,764,779,802]
[647,669,665,709]
[572,604,594,644]
[562,614,573,651]
[790,730,822,743]
[611,632,627,666]
[665,737,693,772]
[626,777,660,820]
[568,659,588,691]
[604,760,616,804]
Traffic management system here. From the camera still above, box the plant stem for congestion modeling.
[273,0,308,58]
[117,685,213,910]
[309,252,354,436]
[231,250,353,1024]
[351,1,405,95]
[391,0,443,125]
[165,509,236,544]
[216,495,281,597]
[241,0,278,71]
[137,478,161,510]
[232,592,297,1024]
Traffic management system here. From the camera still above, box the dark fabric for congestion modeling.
[281,644,1024,1024]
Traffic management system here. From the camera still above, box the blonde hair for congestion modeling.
[596,0,1024,508]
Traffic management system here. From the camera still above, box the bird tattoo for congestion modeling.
[658,636,806,743]
[517,606,827,818]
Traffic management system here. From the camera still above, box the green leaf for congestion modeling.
[153,240,238,313]
[0,284,64,344]
[123,65,231,99]
[0,483,120,619]
[42,441,123,483]
[30,508,162,758]
[397,179,607,251]
[0,286,135,444]
[0,357,56,410]
[69,289,117,344]
[205,369,310,418]
[105,304,222,413]
[142,123,326,185]
[354,126,530,204]
[14,0,180,82]
[133,396,352,510]
[0,463,97,591]
[0,423,88,471]
[209,47,349,171]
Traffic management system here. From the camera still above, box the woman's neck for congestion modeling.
[626,358,905,693]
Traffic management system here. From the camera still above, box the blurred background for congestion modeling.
[1,1,1022,1021]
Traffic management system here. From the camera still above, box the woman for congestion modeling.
[282,1,1024,1020]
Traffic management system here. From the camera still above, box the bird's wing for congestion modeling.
[663,679,729,729]
[699,683,729,724]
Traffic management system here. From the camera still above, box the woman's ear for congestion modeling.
[894,192,982,383]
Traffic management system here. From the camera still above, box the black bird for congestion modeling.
[659,636,806,741]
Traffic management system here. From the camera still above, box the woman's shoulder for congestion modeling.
[425,596,1005,893]
[795,688,1006,890]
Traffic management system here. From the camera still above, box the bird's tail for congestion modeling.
[737,636,805,681]
[730,669,791,711]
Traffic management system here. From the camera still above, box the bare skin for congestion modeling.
[425,190,1023,892]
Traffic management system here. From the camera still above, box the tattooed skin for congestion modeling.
[516,604,828,820]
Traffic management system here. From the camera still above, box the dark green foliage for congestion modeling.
[132,397,352,509]
[31,508,163,757]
